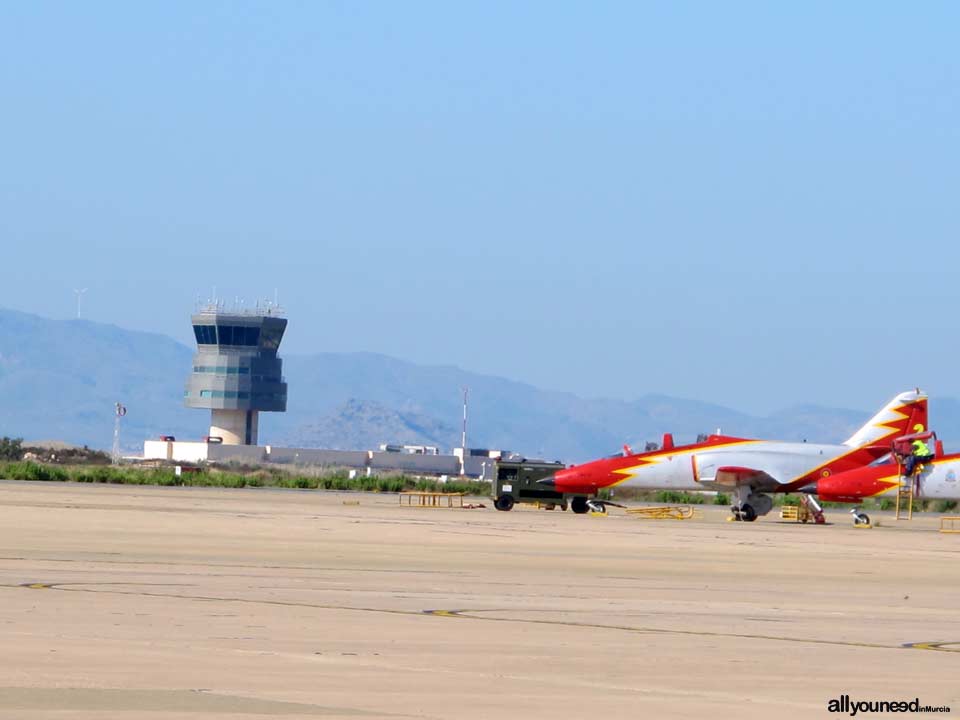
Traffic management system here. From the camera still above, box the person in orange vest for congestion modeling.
[904,423,934,478]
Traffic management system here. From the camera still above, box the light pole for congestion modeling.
[112,403,127,465]
[459,387,469,476]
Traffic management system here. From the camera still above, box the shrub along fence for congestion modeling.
[0,461,491,495]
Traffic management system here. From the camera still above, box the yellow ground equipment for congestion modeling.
[780,504,805,522]
[398,491,466,508]
[625,505,702,520]
[895,474,916,520]
[780,496,827,524]
[891,430,938,521]
[939,517,960,534]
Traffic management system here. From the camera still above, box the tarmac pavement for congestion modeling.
[0,482,957,719]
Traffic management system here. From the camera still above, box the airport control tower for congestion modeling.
[184,306,288,445]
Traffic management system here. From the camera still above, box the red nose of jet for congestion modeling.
[538,465,599,493]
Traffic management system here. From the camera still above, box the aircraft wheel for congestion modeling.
[494,494,515,511]
[560,501,568,511]
[740,504,758,522]
[853,513,870,526]
[571,496,590,514]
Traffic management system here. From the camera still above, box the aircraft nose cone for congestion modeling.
[537,475,556,487]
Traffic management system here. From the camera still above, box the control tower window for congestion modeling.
[260,325,284,350]
[193,325,217,345]
[214,326,261,346]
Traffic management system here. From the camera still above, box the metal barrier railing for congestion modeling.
[939,516,960,534]
[625,505,702,520]
[398,491,466,508]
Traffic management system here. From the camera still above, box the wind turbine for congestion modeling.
[73,288,88,319]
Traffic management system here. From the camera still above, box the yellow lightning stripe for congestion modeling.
[781,401,920,486]
[861,474,905,499]
[604,399,919,491]
[608,440,760,487]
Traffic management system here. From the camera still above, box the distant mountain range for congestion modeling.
[2,307,959,462]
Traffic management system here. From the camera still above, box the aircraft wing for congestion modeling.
[713,466,778,489]
[694,457,781,492]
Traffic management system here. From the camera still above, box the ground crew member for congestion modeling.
[904,423,935,477]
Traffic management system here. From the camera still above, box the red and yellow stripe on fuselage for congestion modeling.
[552,394,927,495]
[817,454,960,503]
[552,436,757,493]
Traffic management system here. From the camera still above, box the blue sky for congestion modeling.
[1,2,957,414]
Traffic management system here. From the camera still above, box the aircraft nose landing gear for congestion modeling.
[586,499,607,514]
[850,508,871,527]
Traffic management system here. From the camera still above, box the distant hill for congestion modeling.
[272,354,875,460]
[283,399,457,451]
[2,308,956,461]
[0,309,196,447]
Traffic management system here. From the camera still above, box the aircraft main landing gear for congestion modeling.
[731,504,758,522]
[730,490,772,522]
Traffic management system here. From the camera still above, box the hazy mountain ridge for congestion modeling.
[0,308,197,447]
[2,308,956,461]
[284,399,458,451]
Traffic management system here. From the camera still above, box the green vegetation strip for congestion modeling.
[0,461,491,495]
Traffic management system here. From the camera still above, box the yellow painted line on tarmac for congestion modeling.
[423,608,959,656]
[10,582,955,656]
[902,642,960,653]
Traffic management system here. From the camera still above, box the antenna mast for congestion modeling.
[461,386,469,451]
[458,387,469,477]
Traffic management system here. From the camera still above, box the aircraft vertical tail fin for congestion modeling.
[843,389,928,449]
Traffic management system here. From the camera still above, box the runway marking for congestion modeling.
[8,580,943,656]
[5,582,438,620]
[902,641,960,653]
[421,609,959,655]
